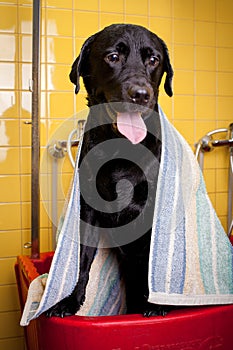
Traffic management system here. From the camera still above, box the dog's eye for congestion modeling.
[149,56,159,67]
[105,53,120,64]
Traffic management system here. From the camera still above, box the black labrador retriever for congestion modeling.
[47,24,173,317]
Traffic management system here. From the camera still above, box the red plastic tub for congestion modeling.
[15,252,233,350]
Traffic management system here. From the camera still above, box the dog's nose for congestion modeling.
[128,86,151,105]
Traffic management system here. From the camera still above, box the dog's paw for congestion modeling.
[143,304,171,317]
[46,294,85,318]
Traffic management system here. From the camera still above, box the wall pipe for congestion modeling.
[31,0,41,258]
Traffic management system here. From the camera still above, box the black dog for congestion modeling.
[47,24,173,317]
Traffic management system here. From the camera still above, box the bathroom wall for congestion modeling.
[0,0,232,348]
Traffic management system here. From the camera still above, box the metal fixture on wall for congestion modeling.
[195,123,233,237]
[227,124,233,236]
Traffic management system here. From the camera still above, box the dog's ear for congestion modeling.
[69,33,97,94]
[159,39,173,97]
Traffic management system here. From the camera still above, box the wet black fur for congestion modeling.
[47,24,173,317]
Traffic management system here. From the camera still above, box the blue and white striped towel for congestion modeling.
[21,106,233,326]
[148,106,233,305]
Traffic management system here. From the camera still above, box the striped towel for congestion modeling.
[20,134,126,326]
[148,106,233,305]
[20,105,233,326]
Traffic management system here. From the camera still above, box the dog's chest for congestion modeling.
[79,120,161,228]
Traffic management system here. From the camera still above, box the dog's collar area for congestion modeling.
[103,105,122,137]
[111,122,121,135]
[105,104,117,122]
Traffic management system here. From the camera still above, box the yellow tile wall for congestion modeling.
[0,0,232,348]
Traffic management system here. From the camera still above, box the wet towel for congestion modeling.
[20,106,233,326]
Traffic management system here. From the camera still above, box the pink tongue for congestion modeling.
[117,112,147,144]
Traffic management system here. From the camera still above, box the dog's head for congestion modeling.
[70,24,173,144]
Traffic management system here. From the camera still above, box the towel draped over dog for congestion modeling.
[20,106,233,326]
